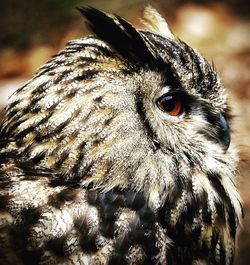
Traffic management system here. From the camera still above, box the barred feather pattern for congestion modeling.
[0,6,242,265]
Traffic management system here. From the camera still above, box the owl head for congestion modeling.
[1,6,240,213]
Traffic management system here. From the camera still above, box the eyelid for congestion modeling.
[156,90,189,105]
[154,86,171,101]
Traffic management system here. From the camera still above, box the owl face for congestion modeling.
[133,34,231,156]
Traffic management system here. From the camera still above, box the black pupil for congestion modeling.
[159,95,176,112]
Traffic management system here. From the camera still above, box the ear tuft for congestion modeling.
[142,5,175,40]
[77,6,155,65]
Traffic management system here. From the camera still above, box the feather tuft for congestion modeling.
[77,6,156,66]
[142,5,175,40]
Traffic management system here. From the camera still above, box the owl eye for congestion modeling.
[156,93,183,116]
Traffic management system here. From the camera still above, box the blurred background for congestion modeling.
[0,0,249,264]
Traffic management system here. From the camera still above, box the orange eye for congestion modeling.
[157,94,183,116]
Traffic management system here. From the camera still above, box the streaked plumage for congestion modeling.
[0,6,242,265]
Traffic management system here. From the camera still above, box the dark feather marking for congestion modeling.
[125,192,146,211]
[219,241,226,265]
[14,126,38,143]
[53,56,96,68]
[202,106,221,125]
[48,188,78,209]
[5,100,21,112]
[0,171,15,189]
[210,231,220,261]
[162,65,183,89]
[94,95,103,103]
[64,89,79,99]
[14,80,33,94]
[47,236,68,257]
[28,104,42,114]
[108,254,127,265]
[50,161,94,187]
[22,250,43,265]
[76,42,116,58]
[31,82,49,96]
[0,195,12,210]
[135,97,160,151]
[200,191,212,225]
[228,211,237,239]
[56,128,80,145]
[104,116,114,126]
[207,173,233,209]
[2,106,53,139]
[31,152,46,164]
[73,217,98,254]
[14,112,54,142]
[0,150,17,160]
[49,131,83,165]
[34,117,71,143]
[208,172,237,238]
[86,190,98,205]
[51,70,72,85]
[4,93,48,130]
[3,119,27,136]
[74,69,98,82]
[70,141,87,176]
[95,195,117,238]
[183,43,206,88]
[197,107,225,146]
[20,207,42,227]
[48,178,70,188]
[178,44,193,70]
[15,161,53,177]
[32,63,59,79]
[183,151,195,168]
[54,150,72,169]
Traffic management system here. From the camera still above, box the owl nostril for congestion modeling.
[218,114,231,152]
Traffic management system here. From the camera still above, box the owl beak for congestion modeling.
[218,114,231,152]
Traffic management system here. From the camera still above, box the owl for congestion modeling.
[0,6,243,265]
